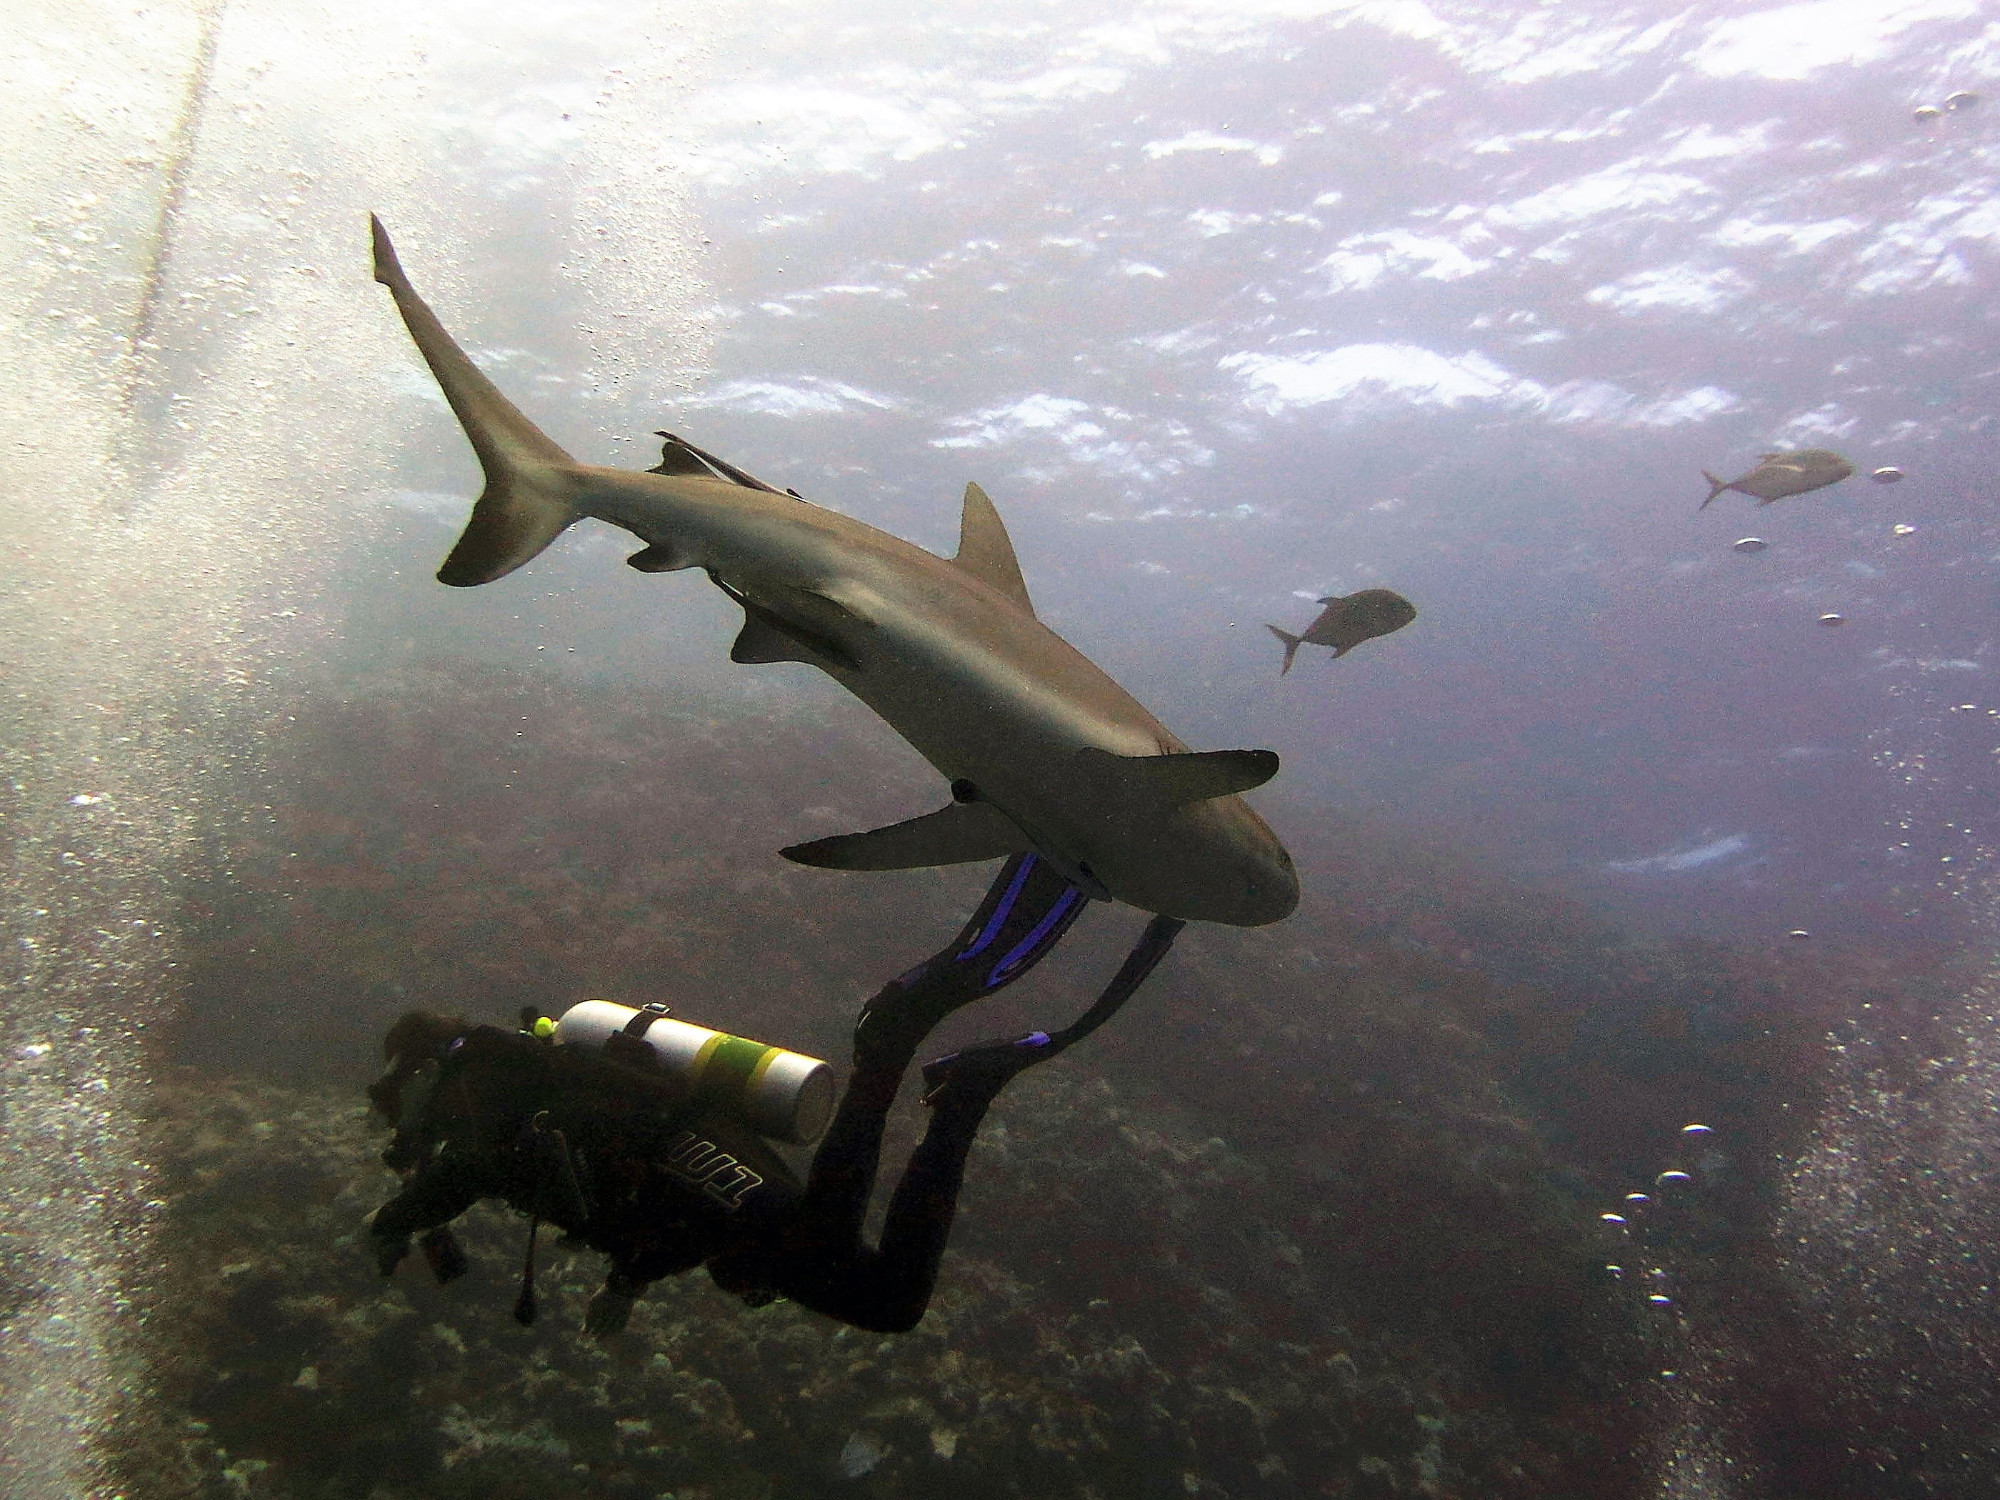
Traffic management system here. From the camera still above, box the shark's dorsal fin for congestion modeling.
[780,800,1029,870]
[1076,746,1280,806]
[952,482,1035,617]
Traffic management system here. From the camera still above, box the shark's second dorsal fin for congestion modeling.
[647,434,716,479]
[952,482,1035,616]
[780,800,1029,871]
[1076,746,1280,807]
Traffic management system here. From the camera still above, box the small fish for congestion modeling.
[1946,90,1980,111]
[1818,613,1845,627]
[1700,449,1854,510]
[1870,466,1904,484]
[1732,537,1768,554]
[1915,105,1943,124]
[1266,588,1417,675]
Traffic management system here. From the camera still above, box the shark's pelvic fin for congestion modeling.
[780,801,1029,871]
[626,544,686,573]
[708,574,859,671]
[1077,746,1281,806]
[731,610,852,670]
[952,482,1036,617]
[370,215,580,587]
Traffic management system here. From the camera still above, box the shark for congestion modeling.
[369,217,1298,927]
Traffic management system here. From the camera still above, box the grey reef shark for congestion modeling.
[369,216,1297,927]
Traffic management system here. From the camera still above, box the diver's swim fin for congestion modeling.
[781,800,1029,871]
[938,851,1090,991]
[919,1031,1052,1106]
[919,912,1184,1107]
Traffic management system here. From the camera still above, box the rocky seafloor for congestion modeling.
[74,662,1981,1499]
[118,1051,1645,1500]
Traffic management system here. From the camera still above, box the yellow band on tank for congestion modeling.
[690,1033,774,1104]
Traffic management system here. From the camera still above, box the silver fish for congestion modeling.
[1266,588,1417,675]
[1700,449,1854,510]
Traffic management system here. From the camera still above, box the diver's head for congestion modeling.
[368,1010,468,1122]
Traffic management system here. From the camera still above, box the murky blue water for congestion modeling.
[4,2,1998,1496]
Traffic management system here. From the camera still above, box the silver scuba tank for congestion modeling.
[552,999,835,1145]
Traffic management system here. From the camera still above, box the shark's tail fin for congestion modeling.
[1699,470,1729,511]
[371,215,580,586]
[1265,623,1304,676]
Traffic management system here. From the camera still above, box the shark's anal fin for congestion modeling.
[951,482,1035,616]
[1075,746,1280,806]
[781,801,1029,871]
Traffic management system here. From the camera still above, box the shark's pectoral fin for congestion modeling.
[951,482,1036,616]
[1075,746,1280,807]
[781,801,1029,871]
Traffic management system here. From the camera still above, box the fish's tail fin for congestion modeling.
[371,215,581,586]
[1265,623,1303,676]
[1699,471,1729,510]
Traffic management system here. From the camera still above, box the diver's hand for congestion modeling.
[585,1283,637,1338]
[364,1209,411,1277]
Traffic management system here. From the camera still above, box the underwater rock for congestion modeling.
[839,1430,885,1478]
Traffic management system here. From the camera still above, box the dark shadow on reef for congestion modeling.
[118,659,1983,1500]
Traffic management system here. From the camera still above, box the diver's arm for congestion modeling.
[368,1146,488,1275]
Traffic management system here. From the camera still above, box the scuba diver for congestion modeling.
[366,853,1182,1336]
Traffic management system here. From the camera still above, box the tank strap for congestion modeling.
[623,1002,673,1037]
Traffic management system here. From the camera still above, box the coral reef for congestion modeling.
[108,660,1974,1498]
[122,1059,1627,1500]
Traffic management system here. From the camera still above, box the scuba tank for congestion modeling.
[553,999,835,1145]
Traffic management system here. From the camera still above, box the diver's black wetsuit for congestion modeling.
[367,854,1182,1334]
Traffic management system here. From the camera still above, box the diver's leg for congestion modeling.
[796,854,1087,1252]
[786,914,1185,1332]
[779,1089,991,1332]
